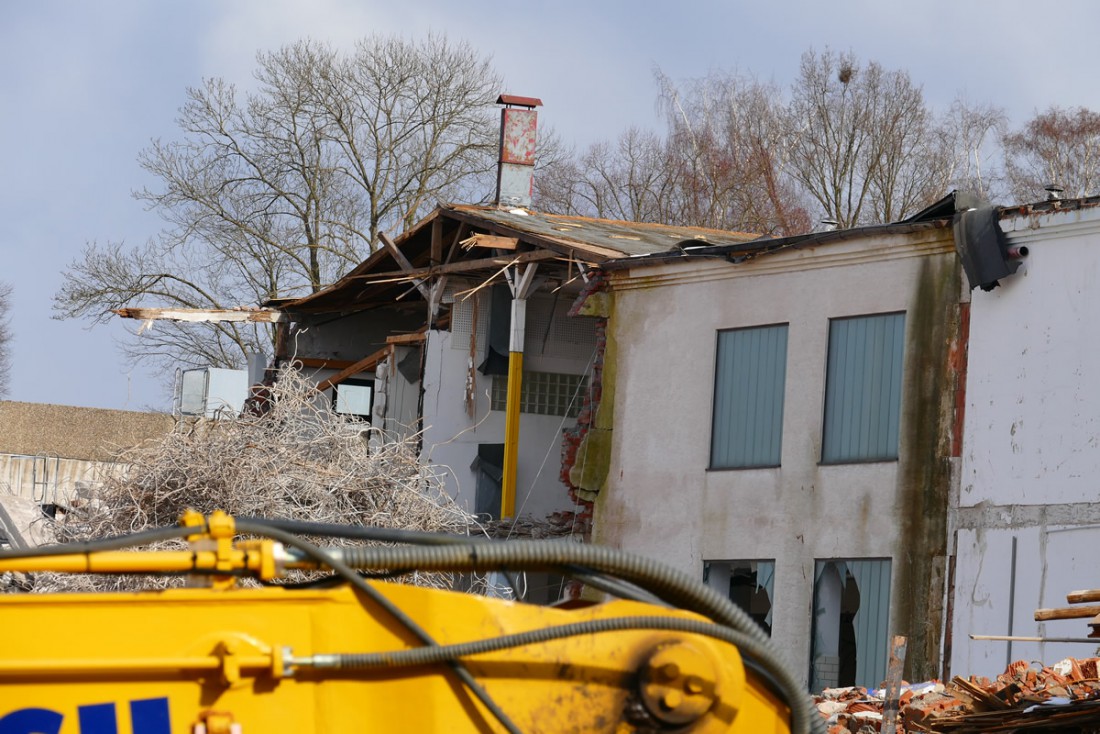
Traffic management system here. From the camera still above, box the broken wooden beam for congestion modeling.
[1067,589,1100,604]
[348,248,564,283]
[461,233,519,250]
[378,231,431,300]
[1034,604,1100,621]
[314,346,390,393]
[115,307,298,323]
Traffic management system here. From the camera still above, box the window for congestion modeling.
[491,371,587,418]
[333,379,373,421]
[809,559,891,691]
[710,324,788,469]
[704,560,775,635]
[471,443,505,519]
[821,313,905,463]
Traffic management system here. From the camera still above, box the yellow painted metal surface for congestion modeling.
[500,349,524,519]
[0,582,790,733]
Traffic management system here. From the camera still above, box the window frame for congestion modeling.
[332,378,374,421]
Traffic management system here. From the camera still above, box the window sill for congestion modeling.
[707,464,781,472]
[818,457,898,466]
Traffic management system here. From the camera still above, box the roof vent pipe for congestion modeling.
[818,219,838,232]
[1045,184,1064,201]
[495,94,542,208]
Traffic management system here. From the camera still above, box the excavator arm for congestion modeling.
[0,512,820,734]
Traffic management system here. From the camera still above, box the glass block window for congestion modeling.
[710,324,789,469]
[822,313,905,463]
[491,371,587,418]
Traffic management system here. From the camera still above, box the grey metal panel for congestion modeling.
[822,313,905,462]
[710,324,788,468]
[850,559,892,689]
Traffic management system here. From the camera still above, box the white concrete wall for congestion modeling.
[598,232,958,680]
[954,205,1100,677]
[420,328,587,520]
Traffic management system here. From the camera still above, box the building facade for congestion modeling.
[584,220,965,687]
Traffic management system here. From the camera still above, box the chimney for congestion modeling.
[495,94,542,208]
[1045,183,1064,201]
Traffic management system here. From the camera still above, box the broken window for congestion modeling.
[703,560,775,636]
[710,324,788,469]
[810,559,891,692]
[333,378,373,421]
[471,443,505,519]
[821,313,905,463]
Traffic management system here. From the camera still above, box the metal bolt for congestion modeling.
[685,675,704,694]
[658,662,680,681]
[661,690,684,711]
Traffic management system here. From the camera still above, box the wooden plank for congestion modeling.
[378,231,431,299]
[115,307,297,323]
[461,234,519,250]
[314,346,390,392]
[430,217,443,266]
[1035,604,1100,621]
[881,636,908,734]
[386,332,427,346]
[1067,589,1100,604]
[348,248,563,282]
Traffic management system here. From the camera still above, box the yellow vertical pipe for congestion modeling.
[501,350,523,518]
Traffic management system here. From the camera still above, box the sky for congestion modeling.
[2,0,1099,413]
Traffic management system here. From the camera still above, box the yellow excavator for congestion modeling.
[0,511,820,733]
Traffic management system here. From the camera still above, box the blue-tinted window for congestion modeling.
[710,324,788,469]
[822,313,905,463]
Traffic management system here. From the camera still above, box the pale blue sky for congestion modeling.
[1,1,1094,411]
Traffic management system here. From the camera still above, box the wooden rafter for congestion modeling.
[114,307,298,323]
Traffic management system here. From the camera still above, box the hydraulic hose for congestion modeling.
[288,540,824,734]
[233,519,523,734]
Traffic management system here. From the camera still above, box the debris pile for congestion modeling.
[30,367,481,593]
[816,657,1100,732]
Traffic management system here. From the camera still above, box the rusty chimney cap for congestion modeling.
[497,94,542,108]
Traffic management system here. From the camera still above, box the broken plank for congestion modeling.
[461,233,519,250]
[386,332,427,346]
[378,231,431,299]
[349,248,563,282]
[115,307,297,323]
[314,346,389,392]
[1035,604,1100,621]
[1067,589,1100,604]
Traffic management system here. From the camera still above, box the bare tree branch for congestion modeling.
[54,35,503,375]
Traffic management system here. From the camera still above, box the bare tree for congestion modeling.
[1003,106,1100,201]
[785,50,953,228]
[657,70,810,235]
[536,128,678,222]
[0,282,11,398]
[940,98,1008,202]
[55,35,502,374]
[538,70,810,236]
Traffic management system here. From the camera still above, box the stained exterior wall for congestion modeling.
[953,205,1100,677]
[420,329,585,519]
[595,230,961,683]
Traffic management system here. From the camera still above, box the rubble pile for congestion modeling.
[816,657,1100,733]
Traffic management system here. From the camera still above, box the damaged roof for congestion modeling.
[277,204,759,314]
